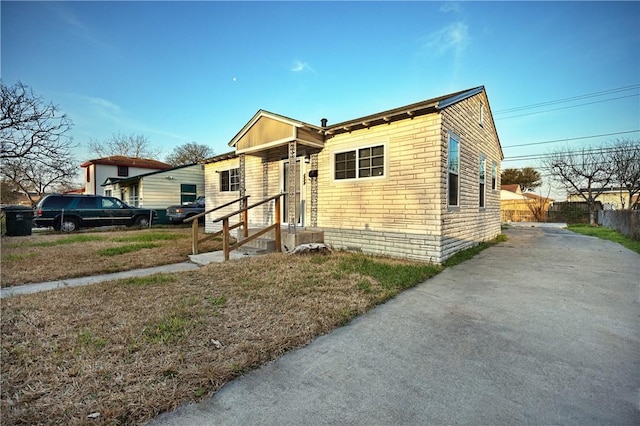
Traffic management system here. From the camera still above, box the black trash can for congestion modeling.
[2,205,34,236]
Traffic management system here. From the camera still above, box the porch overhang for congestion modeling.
[229,110,325,155]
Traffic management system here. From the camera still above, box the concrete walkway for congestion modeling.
[0,250,258,298]
[151,226,640,425]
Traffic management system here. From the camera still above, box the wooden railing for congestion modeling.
[213,194,283,261]
[184,196,248,255]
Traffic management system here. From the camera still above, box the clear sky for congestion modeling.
[2,1,639,196]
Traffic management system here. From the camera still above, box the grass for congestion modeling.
[0,232,507,425]
[443,233,508,268]
[98,242,159,256]
[567,224,640,254]
[0,227,224,287]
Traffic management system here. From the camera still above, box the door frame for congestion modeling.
[280,157,306,227]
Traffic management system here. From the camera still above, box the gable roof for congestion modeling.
[229,110,323,148]
[501,184,521,194]
[324,86,484,136]
[80,156,172,170]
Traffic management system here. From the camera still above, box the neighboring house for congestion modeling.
[501,185,553,222]
[102,163,205,223]
[80,156,172,195]
[203,86,503,264]
[568,187,640,210]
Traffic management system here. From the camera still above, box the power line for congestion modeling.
[493,84,640,114]
[503,144,640,163]
[502,130,640,149]
[495,93,639,120]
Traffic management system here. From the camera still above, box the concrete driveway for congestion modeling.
[152,226,640,425]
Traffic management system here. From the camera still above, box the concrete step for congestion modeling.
[241,237,276,253]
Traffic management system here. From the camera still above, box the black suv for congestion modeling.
[34,194,158,232]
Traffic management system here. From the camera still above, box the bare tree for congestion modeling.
[165,142,214,166]
[608,138,640,210]
[87,133,161,159]
[3,157,78,205]
[1,177,20,204]
[1,81,78,204]
[541,145,614,225]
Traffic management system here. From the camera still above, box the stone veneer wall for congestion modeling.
[317,110,446,261]
[438,91,502,261]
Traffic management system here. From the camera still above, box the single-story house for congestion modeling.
[102,163,205,223]
[203,86,503,264]
[81,156,172,195]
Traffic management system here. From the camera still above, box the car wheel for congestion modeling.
[59,218,79,232]
[135,216,150,227]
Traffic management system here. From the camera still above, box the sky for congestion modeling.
[2,1,639,198]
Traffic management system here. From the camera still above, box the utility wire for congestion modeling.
[502,130,640,149]
[494,84,640,115]
[496,93,639,120]
[503,144,640,162]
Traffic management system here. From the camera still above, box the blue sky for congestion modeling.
[2,1,639,195]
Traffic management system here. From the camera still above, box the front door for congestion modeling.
[281,158,305,226]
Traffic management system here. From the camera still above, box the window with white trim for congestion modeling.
[447,134,460,207]
[479,154,486,208]
[334,144,384,180]
[220,168,240,192]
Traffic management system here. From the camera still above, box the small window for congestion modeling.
[447,133,460,207]
[491,162,497,191]
[86,167,91,183]
[335,144,384,180]
[479,102,485,127]
[479,154,486,208]
[180,184,197,204]
[117,166,129,177]
[220,168,240,192]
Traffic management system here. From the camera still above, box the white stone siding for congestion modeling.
[439,91,502,261]
[317,113,445,260]
[324,227,441,263]
[204,159,243,233]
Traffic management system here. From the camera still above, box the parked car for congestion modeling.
[166,196,205,224]
[34,194,158,232]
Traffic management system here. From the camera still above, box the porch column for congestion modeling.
[262,157,269,225]
[288,141,297,233]
[239,154,246,207]
[310,153,318,227]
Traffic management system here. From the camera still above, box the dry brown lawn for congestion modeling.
[1,250,442,425]
[0,226,223,287]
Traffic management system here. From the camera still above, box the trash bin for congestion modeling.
[2,205,34,236]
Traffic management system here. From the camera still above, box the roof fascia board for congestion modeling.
[436,86,484,110]
[236,137,295,155]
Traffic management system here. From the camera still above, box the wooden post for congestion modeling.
[242,208,249,238]
[222,218,230,261]
[191,219,199,255]
[274,196,281,253]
